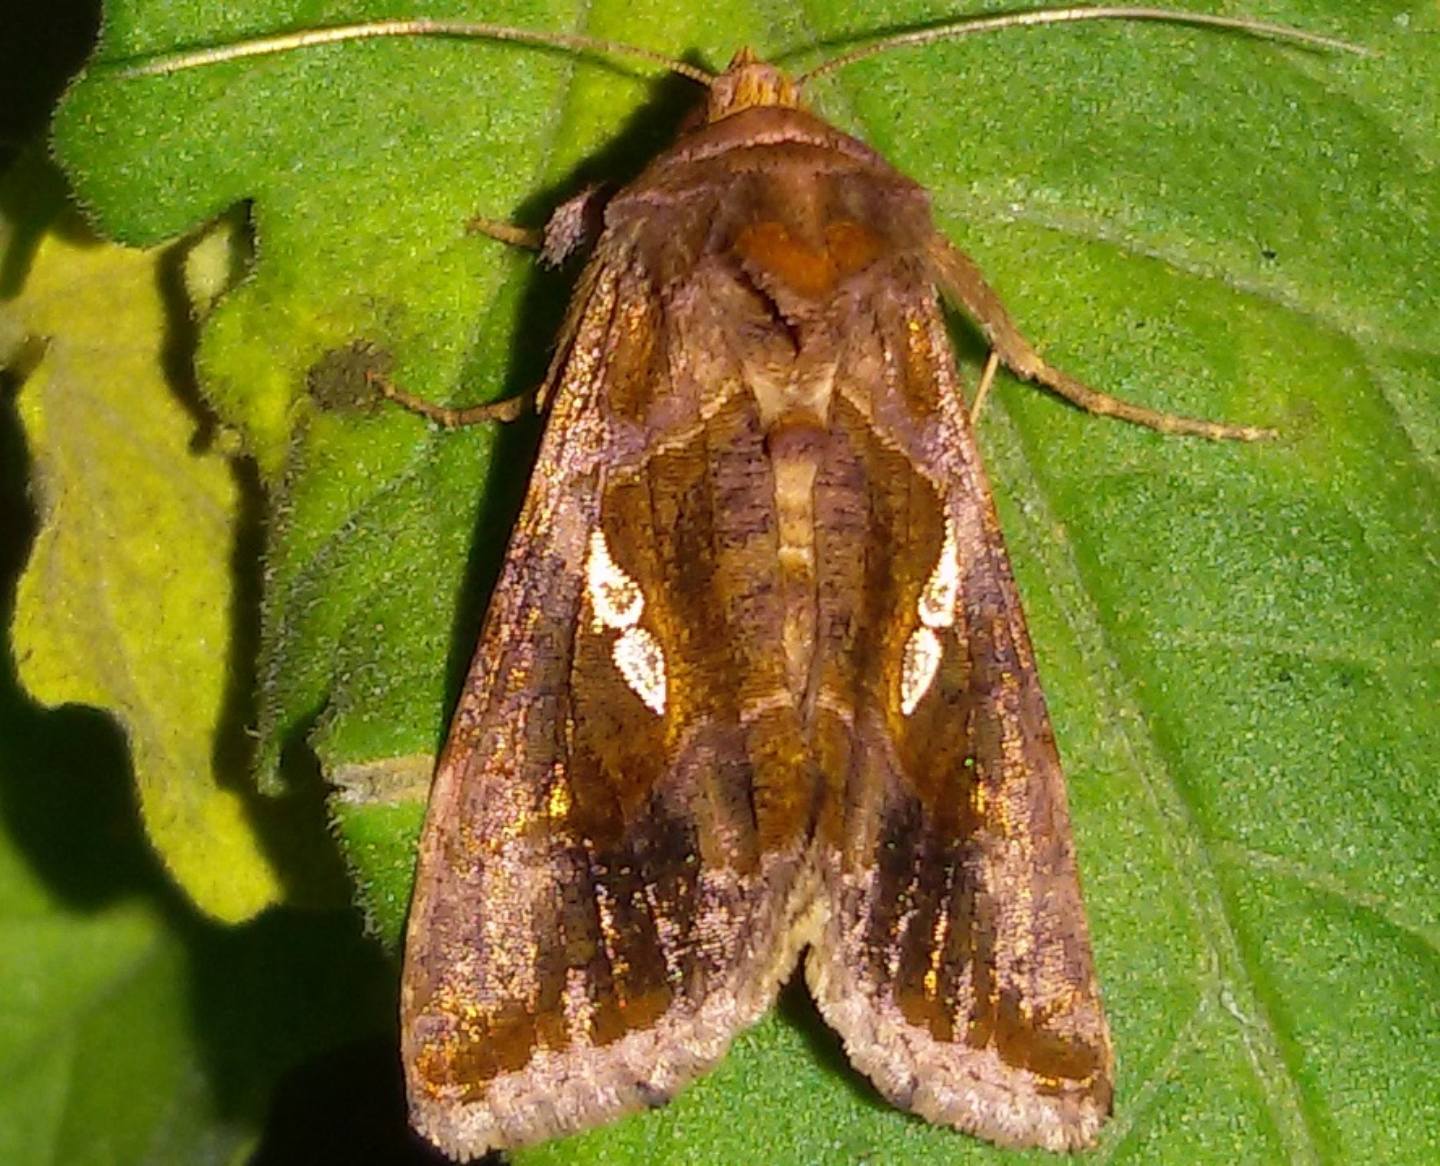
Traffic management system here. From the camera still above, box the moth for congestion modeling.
[113,6,1365,1159]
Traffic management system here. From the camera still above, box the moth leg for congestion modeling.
[369,372,534,428]
[467,185,608,266]
[464,216,543,250]
[928,237,1274,441]
[969,350,1001,426]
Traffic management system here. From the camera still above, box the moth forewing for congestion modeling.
[796,234,1112,1150]
[400,176,825,1156]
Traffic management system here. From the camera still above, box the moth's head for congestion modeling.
[705,48,804,122]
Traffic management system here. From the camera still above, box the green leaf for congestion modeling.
[49,2,1440,1163]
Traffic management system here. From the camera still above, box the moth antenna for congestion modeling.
[109,18,715,87]
[800,5,1372,86]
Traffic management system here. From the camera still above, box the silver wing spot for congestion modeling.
[900,518,959,716]
[586,529,668,715]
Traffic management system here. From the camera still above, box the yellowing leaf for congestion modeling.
[6,208,282,922]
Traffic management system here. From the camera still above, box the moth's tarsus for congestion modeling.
[371,373,531,428]
[970,351,1002,427]
[464,216,543,252]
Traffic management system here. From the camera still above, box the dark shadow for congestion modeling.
[0,153,72,296]
[152,209,255,453]
[252,1034,452,1166]
[508,62,704,233]
[940,298,1012,414]
[189,916,417,1164]
[439,406,544,718]
[0,0,100,171]
[939,294,999,371]
[775,974,932,1121]
[775,974,878,1104]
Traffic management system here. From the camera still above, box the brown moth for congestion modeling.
[398,48,1125,1155]
[116,7,1365,1160]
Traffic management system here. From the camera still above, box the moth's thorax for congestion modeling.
[612,101,934,317]
[704,49,803,122]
